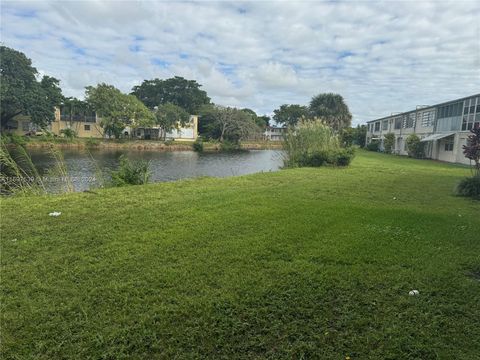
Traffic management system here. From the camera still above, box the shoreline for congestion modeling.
[22,139,284,151]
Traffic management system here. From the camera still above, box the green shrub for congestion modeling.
[334,147,355,166]
[110,155,151,187]
[383,133,395,154]
[406,134,426,158]
[164,139,174,146]
[193,138,204,152]
[60,128,77,140]
[85,138,100,147]
[455,175,480,200]
[283,120,343,168]
[366,140,380,152]
[296,147,355,167]
[2,133,28,146]
[220,140,241,152]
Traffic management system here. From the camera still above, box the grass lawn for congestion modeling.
[1,150,479,359]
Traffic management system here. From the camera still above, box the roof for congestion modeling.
[420,132,455,142]
[366,93,480,124]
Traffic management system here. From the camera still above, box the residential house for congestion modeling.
[264,126,287,141]
[366,94,480,164]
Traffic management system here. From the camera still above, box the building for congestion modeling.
[127,115,199,141]
[4,107,199,141]
[365,94,480,164]
[51,107,104,138]
[264,126,287,141]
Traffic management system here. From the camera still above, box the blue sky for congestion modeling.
[1,1,479,125]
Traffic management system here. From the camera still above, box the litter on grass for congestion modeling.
[409,289,420,296]
[49,212,62,217]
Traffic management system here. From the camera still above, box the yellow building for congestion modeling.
[4,108,198,140]
[50,108,103,138]
[4,107,103,138]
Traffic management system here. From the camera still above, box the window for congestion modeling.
[394,117,402,129]
[444,137,454,151]
[405,113,415,128]
[421,110,435,127]
[382,120,388,130]
[374,122,380,131]
[84,124,91,131]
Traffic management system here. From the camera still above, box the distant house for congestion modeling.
[365,93,480,165]
[127,115,199,141]
[3,107,103,138]
[51,107,104,138]
[4,108,199,141]
[264,126,287,141]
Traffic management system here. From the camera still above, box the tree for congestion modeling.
[205,106,260,142]
[273,104,309,127]
[85,83,155,139]
[0,46,62,129]
[131,76,210,114]
[257,115,270,129]
[354,124,367,148]
[383,133,395,154]
[405,134,426,159]
[339,127,355,147]
[154,103,190,140]
[309,93,352,131]
[241,108,269,130]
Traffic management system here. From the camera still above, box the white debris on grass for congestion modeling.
[49,211,62,217]
[409,289,420,296]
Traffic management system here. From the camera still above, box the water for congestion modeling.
[27,148,284,192]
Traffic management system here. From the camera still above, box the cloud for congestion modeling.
[1,0,479,124]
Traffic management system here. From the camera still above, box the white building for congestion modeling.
[264,126,287,141]
[366,94,480,164]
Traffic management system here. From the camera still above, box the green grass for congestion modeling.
[1,150,479,359]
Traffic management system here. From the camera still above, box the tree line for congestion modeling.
[1,45,364,143]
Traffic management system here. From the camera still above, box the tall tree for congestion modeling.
[204,106,259,142]
[85,83,154,139]
[273,104,309,127]
[309,93,352,131]
[0,46,62,129]
[131,76,210,114]
[154,103,190,140]
[241,108,269,130]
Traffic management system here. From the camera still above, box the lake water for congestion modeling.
[27,148,284,192]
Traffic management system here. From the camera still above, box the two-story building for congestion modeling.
[264,126,287,141]
[4,107,199,141]
[365,94,480,164]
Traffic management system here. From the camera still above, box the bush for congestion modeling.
[383,133,395,154]
[220,140,241,152]
[60,128,77,140]
[85,138,100,147]
[366,140,380,152]
[110,155,151,187]
[193,138,204,152]
[2,133,28,146]
[455,175,480,200]
[296,147,355,167]
[406,134,426,158]
[283,119,354,168]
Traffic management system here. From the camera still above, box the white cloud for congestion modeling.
[1,0,479,124]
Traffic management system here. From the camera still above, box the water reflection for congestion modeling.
[27,148,284,192]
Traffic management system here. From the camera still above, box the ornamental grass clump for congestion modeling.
[110,155,151,187]
[283,119,354,168]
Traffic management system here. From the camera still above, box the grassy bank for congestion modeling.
[1,151,479,359]
[20,137,283,151]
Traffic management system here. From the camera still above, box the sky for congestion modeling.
[1,1,479,125]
